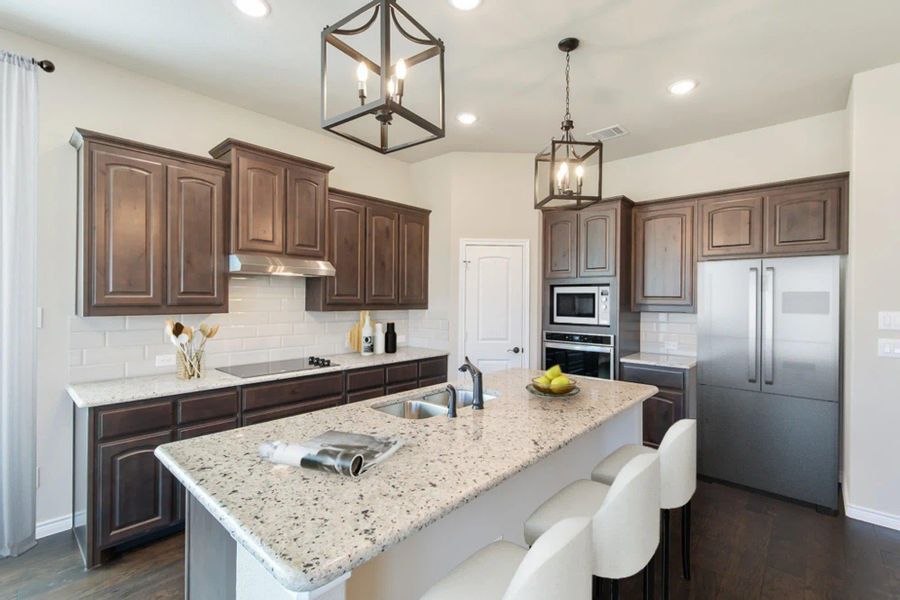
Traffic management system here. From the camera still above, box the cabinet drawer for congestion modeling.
[242,373,344,412]
[96,400,173,441]
[176,417,238,441]
[176,389,238,425]
[346,366,385,392]
[242,395,343,426]
[347,387,385,404]
[419,375,447,388]
[620,364,685,391]
[417,356,448,380]
[386,362,418,384]
[386,381,419,395]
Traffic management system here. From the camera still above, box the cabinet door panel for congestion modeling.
[543,211,577,279]
[578,206,617,277]
[399,211,429,307]
[366,205,400,305]
[97,430,173,548]
[633,203,695,311]
[286,165,327,258]
[699,195,764,258]
[327,195,366,305]
[167,163,227,307]
[90,145,165,309]
[765,181,845,255]
[235,152,285,253]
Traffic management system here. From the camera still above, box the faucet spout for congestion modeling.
[445,384,458,418]
[458,356,485,410]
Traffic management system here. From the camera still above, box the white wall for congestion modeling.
[0,28,418,531]
[843,62,900,529]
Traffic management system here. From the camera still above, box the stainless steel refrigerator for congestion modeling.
[698,255,840,510]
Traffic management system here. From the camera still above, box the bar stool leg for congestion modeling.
[592,575,601,600]
[682,500,692,581]
[643,555,654,600]
[611,578,620,600]
[662,508,670,600]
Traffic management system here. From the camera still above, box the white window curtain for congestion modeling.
[0,50,38,557]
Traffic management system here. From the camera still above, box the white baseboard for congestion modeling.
[845,503,900,531]
[36,513,72,539]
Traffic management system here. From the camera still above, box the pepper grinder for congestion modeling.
[384,322,397,353]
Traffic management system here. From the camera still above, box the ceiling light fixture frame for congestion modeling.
[534,37,604,210]
[321,0,446,154]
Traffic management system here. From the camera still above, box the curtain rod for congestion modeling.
[32,58,55,73]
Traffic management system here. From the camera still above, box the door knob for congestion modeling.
[507,346,522,354]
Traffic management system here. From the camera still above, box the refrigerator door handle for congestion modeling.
[748,267,759,383]
[763,266,775,384]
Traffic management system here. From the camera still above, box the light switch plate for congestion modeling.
[878,311,900,330]
[155,354,176,367]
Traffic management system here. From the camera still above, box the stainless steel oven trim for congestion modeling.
[543,341,614,353]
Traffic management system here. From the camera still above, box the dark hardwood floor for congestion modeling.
[1,480,898,599]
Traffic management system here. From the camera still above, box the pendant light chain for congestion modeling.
[564,50,572,124]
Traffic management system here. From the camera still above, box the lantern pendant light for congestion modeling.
[534,38,603,209]
[321,0,445,154]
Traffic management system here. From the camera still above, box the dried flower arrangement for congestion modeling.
[164,320,220,379]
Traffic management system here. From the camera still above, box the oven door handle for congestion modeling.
[543,342,613,353]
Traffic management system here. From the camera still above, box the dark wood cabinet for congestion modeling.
[698,194,764,258]
[632,201,695,312]
[306,189,431,311]
[578,206,618,277]
[209,139,333,258]
[97,430,174,548]
[619,362,691,448]
[71,129,228,316]
[765,177,847,256]
[399,210,429,308]
[74,354,447,568]
[286,164,328,259]
[166,162,228,307]
[543,210,578,279]
[366,205,400,304]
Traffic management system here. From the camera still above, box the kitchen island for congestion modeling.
[155,369,657,600]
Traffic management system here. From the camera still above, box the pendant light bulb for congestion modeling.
[557,161,569,180]
[356,62,368,82]
[387,78,396,96]
[575,164,584,178]
[396,59,407,80]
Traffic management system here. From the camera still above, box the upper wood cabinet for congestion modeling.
[698,194,764,258]
[71,129,228,316]
[632,201,695,312]
[543,210,578,279]
[209,139,332,259]
[765,177,847,256]
[578,206,618,277]
[306,189,430,311]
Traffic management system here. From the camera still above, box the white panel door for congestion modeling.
[463,244,527,373]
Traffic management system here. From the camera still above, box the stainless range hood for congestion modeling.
[228,254,335,277]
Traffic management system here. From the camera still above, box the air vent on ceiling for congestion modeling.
[587,125,629,142]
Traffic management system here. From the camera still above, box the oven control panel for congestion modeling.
[544,332,613,346]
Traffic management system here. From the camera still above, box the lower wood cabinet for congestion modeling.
[619,362,694,448]
[74,355,448,568]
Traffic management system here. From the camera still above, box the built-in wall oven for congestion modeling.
[543,332,615,380]
[551,285,611,326]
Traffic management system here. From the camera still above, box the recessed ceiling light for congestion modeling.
[448,0,482,10]
[667,79,698,95]
[233,0,270,18]
[456,112,477,125]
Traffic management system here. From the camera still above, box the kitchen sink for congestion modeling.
[372,389,498,419]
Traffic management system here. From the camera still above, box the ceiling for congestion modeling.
[2,0,900,162]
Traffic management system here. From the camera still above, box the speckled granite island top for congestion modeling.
[154,369,657,592]
[67,347,448,408]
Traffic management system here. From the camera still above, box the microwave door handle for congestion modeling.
[544,342,612,353]
[748,267,759,383]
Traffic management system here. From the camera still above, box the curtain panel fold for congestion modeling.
[0,49,39,557]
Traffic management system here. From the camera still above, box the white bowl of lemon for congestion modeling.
[530,365,578,396]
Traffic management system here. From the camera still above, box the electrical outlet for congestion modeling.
[658,314,668,323]
[878,311,900,330]
[878,339,898,357]
[155,354,176,367]
[665,341,678,351]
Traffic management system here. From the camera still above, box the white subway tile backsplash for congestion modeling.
[66,275,451,383]
[639,312,697,358]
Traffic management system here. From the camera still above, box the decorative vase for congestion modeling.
[176,351,203,380]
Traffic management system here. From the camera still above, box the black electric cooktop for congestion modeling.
[217,357,336,379]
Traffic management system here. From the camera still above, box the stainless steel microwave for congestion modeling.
[551,285,611,326]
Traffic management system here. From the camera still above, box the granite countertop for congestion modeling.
[67,347,449,408]
[620,352,697,369]
[154,369,658,592]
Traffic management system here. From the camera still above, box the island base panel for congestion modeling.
[182,403,640,600]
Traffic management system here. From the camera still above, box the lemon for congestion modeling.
[545,365,563,380]
[550,375,571,392]
[536,375,552,386]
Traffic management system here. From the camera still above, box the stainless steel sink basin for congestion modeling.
[373,400,448,420]
[372,388,498,419]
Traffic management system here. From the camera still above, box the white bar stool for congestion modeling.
[523,454,661,600]
[591,419,697,600]
[421,517,592,600]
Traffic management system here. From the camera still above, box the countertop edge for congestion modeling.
[155,381,658,592]
[619,353,697,370]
